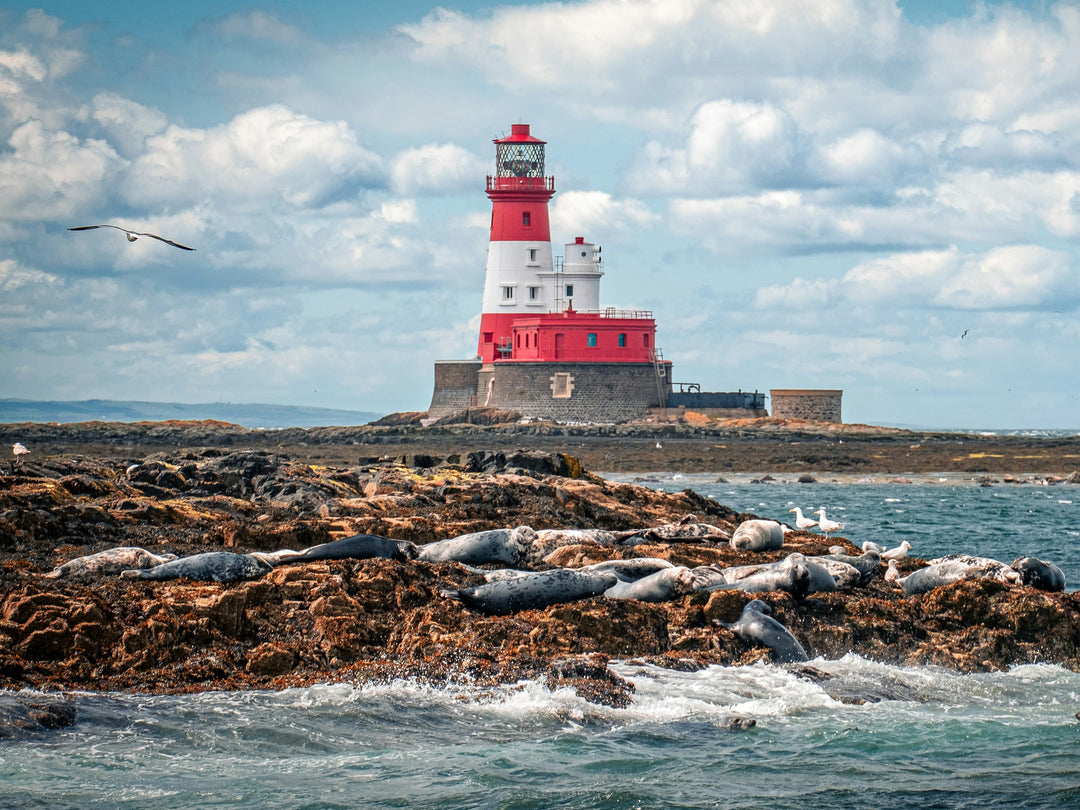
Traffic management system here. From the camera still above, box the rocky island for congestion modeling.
[2,417,1080,718]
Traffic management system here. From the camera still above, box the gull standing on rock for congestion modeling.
[789,507,818,531]
[68,224,196,251]
[813,508,844,539]
[12,442,30,467]
[882,540,913,560]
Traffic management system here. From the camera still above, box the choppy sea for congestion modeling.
[3,471,1080,809]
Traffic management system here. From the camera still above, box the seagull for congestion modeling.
[884,559,901,582]
[961,329,969,339]
[813,508,844,539]
[12,442,29,465]
[789,507,818,531]
[882,540,913,560]
[655,441,663,449]
[862,540,884,554]
[68,224,195,251]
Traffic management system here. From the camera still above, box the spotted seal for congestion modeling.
[582,557,675,581]
[818,549,882,587]
[122,552,273,583]
[533,528,617,557]
[44,546,178,579]
[1010,556,1066,592]
[898,554,1020,596]
[730,519,784,552]
[615,514,730,545]
[418,526,536,566]
[445,568,617,615]
[718,599,809,663]
[276,534,417,564]
[702,553,812,599]
[604,566,694,602]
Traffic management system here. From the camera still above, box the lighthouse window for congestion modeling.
[528,248,537,261]
[522,211,531,227]
[565,284,574,297]
[587,333,597,347]
[618,333,626,347]
[527,286,539,300]
[643,334,651,348]
[502,286,514,300]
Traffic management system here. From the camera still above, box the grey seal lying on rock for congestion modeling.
[729,519,784,552]
[44,546,178,579]
[275,534,417,564]
[122,552,272,583]
[445,568,617,615]
[418,526,536,566]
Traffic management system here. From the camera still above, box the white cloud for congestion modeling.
[83,93,168,158]
[390,143,487,195]
[757,245,1079,314]
[124,105,385,210]
[550,190,660,238]
[0,120,123,220]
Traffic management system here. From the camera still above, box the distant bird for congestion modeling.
[882,540,913,560]
[655,441,663,449]
[12,442,29,465]
[68,224,195,251]
[789,507,818,531]
[961,329,969,339]
[813,508,844,539]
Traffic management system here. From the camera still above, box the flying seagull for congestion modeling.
[68,224,195,251]
[961,329,969,339]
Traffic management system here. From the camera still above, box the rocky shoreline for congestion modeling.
[3,427,1080,713]
[3,414,1080,474]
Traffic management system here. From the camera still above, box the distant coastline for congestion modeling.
[0,399,381,430]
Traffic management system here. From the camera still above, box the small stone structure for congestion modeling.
[769,389,843,423]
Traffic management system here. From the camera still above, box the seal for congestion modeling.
[1011,556,1066,592]
[705,553,812,600]
[533,528,617,557]
[816,549,882,587]
[446,568,617,615]
[44,546,178,579]
[276,534,417,564]
[122,551,273,583]
[615,514,730,545]
[898,554,1020,596]
[605,566,694,602]
[583,557,675,581]
[417,526,536,566]
[718,599,809,663]
[729,519,784,552]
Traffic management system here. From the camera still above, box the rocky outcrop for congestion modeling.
[2,448,1079,707]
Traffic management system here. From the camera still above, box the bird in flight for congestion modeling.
[961,329,969,339]
[68,224,195,251]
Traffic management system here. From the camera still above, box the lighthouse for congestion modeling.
[478,123,556,363]
[428,123,674,423]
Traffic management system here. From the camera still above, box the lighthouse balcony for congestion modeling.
[487,176,555,192]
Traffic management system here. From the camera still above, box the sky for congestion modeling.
[1,0,1079,430]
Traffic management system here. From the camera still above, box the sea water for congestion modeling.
[3,475,1080,809]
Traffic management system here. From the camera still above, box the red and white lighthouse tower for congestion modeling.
[477,124,556,363]
[428,122,673,423]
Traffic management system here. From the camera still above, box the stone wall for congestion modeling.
[769,389,843,422]
[490,362,670,423]
[427,360,482,417]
